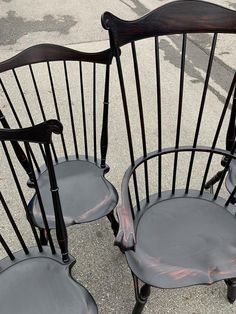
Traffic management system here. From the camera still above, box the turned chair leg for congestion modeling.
[107,211,119,236]
[133,284,151,314]
[132,273,151,314]
[39,228,48,246]
[226,278,236,304]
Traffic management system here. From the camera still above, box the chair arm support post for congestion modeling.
[114,205,135,251]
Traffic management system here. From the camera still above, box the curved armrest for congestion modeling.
[0,119,63,144]
[114,205,135,251]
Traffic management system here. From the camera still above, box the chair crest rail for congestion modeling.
[0,44,113,73]
[102,0,236,47]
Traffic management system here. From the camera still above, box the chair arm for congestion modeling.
[114,205,135,251]
[0,119,63,144]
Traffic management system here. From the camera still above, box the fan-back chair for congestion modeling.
[0,44,118,244]
[102,1,236,313]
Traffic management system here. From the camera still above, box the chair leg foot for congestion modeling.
[107,211,119,237]
[225,279,236,304]
[132,284,151,314]
[40,229,48,246]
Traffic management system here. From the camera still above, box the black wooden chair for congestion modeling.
[102,1,236,313]
[0,44,118,244]
[0,120,97,313]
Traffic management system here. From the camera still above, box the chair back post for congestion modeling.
[44,142,69,263]
[226,86,236,151]
[100,63,110,168]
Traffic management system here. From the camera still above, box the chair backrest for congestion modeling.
[0,120,69,263]
[102,1,236,213]
[0,44,113,182]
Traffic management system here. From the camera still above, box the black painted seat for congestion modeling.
[127,190,236,289]
[0,120,98,314]
[0,249,97,314]
[29,158,118,228]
